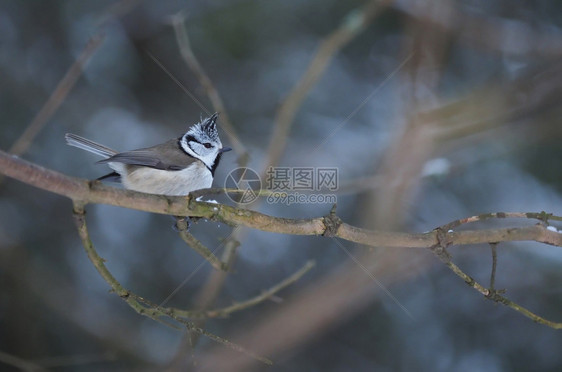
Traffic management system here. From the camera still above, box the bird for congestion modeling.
[65,113,231,196]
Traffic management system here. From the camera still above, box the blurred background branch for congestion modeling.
[261,0,394,176]
[171,12,248,162]
[7,34,104,158]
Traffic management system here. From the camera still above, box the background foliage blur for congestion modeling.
[1,0,562,371]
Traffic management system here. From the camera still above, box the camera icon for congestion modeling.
[224,167,262,204]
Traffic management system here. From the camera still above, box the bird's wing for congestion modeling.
[97,139,196,171]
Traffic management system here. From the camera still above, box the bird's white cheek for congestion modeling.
[199,151,220,169]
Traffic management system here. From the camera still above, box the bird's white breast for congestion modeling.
[110,161,213,196]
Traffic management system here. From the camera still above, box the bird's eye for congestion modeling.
[203,142,212,149]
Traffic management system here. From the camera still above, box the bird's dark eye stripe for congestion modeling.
[186,135,213,149]
[186,134,198,144]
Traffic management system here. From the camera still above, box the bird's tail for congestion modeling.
[65,133,118,158]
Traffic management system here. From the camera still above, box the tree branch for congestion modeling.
[1,150,561,249]
[71,203,272,365]
[431,240,562,329]
[171,260,316,319]
[175,218,228,271]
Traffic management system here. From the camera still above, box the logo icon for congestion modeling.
[224,167,261,204]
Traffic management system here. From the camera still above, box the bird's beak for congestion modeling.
[219,147,232,153]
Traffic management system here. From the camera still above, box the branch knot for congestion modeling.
[485,288,507,302]
[322,204,342,237]
[431,227,452,261]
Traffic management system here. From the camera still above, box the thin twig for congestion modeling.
[438,211,561,232]
[182,227,245,354]
[175,218,228,271]
[135,297,273,365]
[490,242,498,290]
[71,203,272,365]
[431,246,562,329]
[172,260,316,319]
